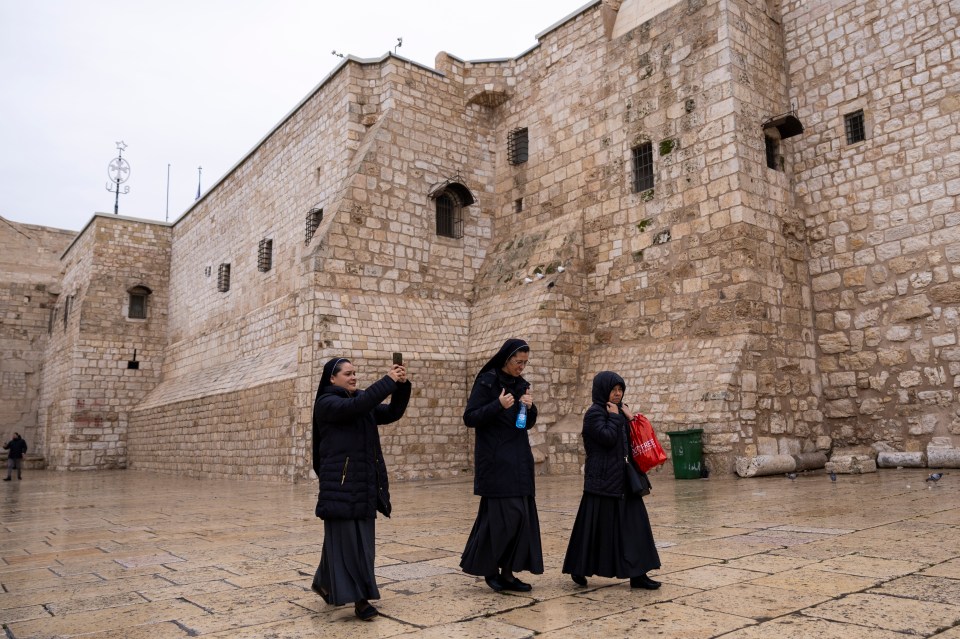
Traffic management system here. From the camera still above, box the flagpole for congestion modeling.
[165,163,170,222]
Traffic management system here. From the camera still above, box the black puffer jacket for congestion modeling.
[463,369,538,497]
[4,436,27,459]
[313,376,411,520]
[582,371,648,497]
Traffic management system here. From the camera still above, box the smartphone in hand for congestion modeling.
[392,352,403,366]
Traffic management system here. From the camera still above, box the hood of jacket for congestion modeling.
[591,371,625,406]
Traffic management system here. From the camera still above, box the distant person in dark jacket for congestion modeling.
[311,356,410,621]
[562,371,661,589]
[4,433,28,481]
[460,338,543,592]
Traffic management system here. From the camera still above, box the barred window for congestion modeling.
[258,238,273,272]
[508,127,529,165]
[844,110,866,144]
[632,142,654,193]
[217,263,231,293]
[305,208,323,244]
[436,192,463,239]
[127,286,151,319]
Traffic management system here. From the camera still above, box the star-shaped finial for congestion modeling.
[116,141,128,151]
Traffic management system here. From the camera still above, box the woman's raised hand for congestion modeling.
[606,401,619,414]
[499,389,514,408]
[388,364,406,382]
[621,402,634,421]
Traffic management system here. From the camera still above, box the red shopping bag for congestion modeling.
[629,413,667,473]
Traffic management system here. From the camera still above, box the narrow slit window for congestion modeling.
[305,208,323,244]
[217,263,231,292]
[844,110,866,144]
[632,142,655,193]
[436,192,463,239]
[508,127,529,165]
[765,135,781,171]
[258,238,273,272]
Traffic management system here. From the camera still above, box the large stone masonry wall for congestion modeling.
[0,217,75,455]
[39,216,171,470]
[785,0,960,449]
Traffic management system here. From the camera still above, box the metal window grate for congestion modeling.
[217,263,231,292]
[258,238,273,272]
[128,293,147,319]
[844,110,865,144]
[436,192,463,238]
[508,127,529,165]
[305,208,323,244]
[632,143,654,193]
[765,135,781,170]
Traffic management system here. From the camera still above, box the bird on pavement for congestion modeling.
[786,472,797,480]
[926,472,944,483]
[829,471,837,482]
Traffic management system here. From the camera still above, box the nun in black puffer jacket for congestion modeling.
[311,356,411,621]
[562,370,662,590]
[460,338,544,593]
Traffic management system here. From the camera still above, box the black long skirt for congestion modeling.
[460,495,544,576]
[313,518,379,606]
[562,492,661,578]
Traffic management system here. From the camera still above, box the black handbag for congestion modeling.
[625,459,651,497]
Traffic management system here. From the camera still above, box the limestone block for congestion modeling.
[735,454,796,478]
[926,446,960,468]
[826,454,877,474]
[816,436,833,451]
[877,451,926,468]
[792,452,828,471]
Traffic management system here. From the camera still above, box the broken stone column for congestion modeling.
[876,451,926,468]
[792,452,828,471]
[927,445,960,468]
[826,454,877,474]
[735,454,796,478]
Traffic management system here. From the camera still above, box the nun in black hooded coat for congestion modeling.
[311,356,411,620]
[460,338,544,592]
[562,370,661,590]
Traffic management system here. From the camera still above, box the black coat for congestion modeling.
[312,376,411,520]
[463,369,538,497]
[4,437,27,459]
[582,371,646,497]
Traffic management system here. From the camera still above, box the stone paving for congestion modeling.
[1,468,959,638]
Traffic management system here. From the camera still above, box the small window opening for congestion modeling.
[258,238,273,272]
[436,192,463,239]
[508,127,529,165]
[844,110,866,144]
[217,263,231,292]
[204,265,211,277]
[632,142,655,193]
[514,198,523,213]
[127,348,140,370]
[305,208,323,244]
[63,295,72,328]
[127,286,151,320]
[765,135,782,171]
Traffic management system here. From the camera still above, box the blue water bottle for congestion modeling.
[515,403,527,429]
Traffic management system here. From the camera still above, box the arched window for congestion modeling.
[127,285,151,320]
[429,180,474,240]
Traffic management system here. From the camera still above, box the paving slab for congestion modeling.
[0,467,957,638]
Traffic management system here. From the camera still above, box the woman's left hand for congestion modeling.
[621,402,634,421]
[520,390,533,408]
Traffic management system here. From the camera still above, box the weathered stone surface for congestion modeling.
[887,295,932,323]
[735,455,797,478]
[930,282,960,304]
[926,446,960,469]
[876,452,926,468]
[826,454,877,475]
[792,452,827,471]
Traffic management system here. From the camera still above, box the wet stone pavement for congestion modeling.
[1,468,959,638]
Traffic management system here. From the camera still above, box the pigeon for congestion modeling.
[926,472,943,483]
[829,471,837,482]
[786,472,797,480]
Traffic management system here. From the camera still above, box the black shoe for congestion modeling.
[630,575,661,590]
[500,576,532,592]
[571,574,587,587]
[354,599,378,621]
[484,574,505,592]
[310,582,330,604]
[2,477,9,481]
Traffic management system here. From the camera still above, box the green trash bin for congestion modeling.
[665,429,704,479]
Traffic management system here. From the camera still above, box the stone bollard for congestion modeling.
[792,452,828,471]
[877,451,926,468]
[735,454,796,478]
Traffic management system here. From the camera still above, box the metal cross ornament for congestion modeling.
[105,141,131,214]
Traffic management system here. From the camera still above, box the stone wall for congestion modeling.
[785,0,960,449]
[0,216,75,456]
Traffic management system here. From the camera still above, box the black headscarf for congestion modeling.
[591,371,625,406]
[476,338,529,379]
[315,357,351,402]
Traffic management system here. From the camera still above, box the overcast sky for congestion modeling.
[1,0,590,232]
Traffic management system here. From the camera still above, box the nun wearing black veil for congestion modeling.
[460,338,544,592]
[311,356,410,621]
